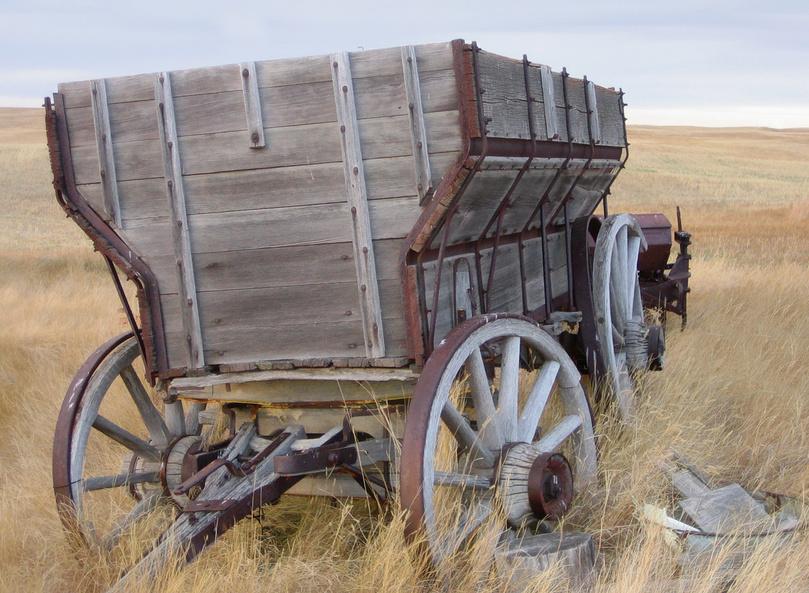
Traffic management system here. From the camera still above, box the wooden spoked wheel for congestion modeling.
[53,334,206,548]
[400,315,597,566]
[592,214,648,420]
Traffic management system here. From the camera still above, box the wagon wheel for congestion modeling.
[52,333,207,549]
[591,214,648,420]
[400,315,597,567]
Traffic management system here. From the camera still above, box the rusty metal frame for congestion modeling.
[45,95,173,382]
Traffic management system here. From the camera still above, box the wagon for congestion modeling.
[44,39,691,581]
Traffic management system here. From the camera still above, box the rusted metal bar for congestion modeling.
[46,95,171,382]
[104,256,146,366]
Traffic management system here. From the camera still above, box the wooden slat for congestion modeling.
[64,70,457,149]
[155,71,205,369]
[76,152,458,222]
[89,79,122,227]
[332,51,385,358]
[539,66,559,140]
[239,62,266,148]
[585,79,601,145]
[150,239,402,295]
[401,46,432,202]
[57,42,455,109]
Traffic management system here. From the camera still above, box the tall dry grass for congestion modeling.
[1,108,808,592]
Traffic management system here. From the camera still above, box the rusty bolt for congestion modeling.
[407,56,413,64]
[186,298,193,306]
[167,140,173,150]
[362,246,368,254]
[333,61,339,69]
[328,453,339,465]
[353,166,359,175]
[360,284,367,292]
[342,85,348,93]
[340,125,346,133]
[251,131,260,144]
[159,75,165,84]
[351,206,357,215]
[242,68,249,78]
[408,102,414,111]
[345,310,352,316]
[177,220,183,228]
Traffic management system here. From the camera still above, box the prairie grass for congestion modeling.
[1,108,808,592]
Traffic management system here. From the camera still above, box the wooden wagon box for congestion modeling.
[50,39,627,381]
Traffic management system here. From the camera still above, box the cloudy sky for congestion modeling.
[2,0,807,127]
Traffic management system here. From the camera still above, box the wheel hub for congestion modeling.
[498,442,574,527]
[161,435,204,505]
[526,452,574,519]
[623,319,648,372]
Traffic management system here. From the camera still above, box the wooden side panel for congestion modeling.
[58,41,462,368]
[422,233,569,347]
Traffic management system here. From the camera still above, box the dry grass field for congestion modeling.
[1,107,808,592]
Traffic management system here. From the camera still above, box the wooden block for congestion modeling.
[239,61,266,148]
[495,531,596,593]
[679,484,770,534]
[670,468,711,499]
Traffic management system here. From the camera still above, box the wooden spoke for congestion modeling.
[627,235,641,306]
[464,348,501,449]
[496,336,521,442]
[434,472,492,490]
[164,401,186,437]
[102,491,163,550]
[440,403,496,467]
[535,414,583,453]
[440,497,493,552]
[83,471,159,492]
[120,365,171,447]
[610,248,628,323]
[517,360,561,441]
[92,415,162,461]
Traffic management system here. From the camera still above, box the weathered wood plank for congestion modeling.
[164,315,408,367]
[58,42,454,108]
[332,51,385,358]
[155,71,205,369]
[239,62,266,148]
[89,79,122,227]
[150,239,402,295]
[161,279,403,339]
[401,46,432,202]
[76,152,457,222]
[65,71,457,149]
[121,196,419,258]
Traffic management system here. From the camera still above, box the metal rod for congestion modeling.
[564,201,574,309]
[104,256,146,364]
[427,206,457,348]
[539,205,553,318]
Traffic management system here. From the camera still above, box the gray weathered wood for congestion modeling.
[89,79,122,227]
[679,484,771,534]
[586,79,602,144]
[238,61,265,148]
[155,71,205,370]
[496,532,596,593]
[401,46,432,202]
[169,366,419,396]
[332,51,386,358]
[539,65,558,140]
